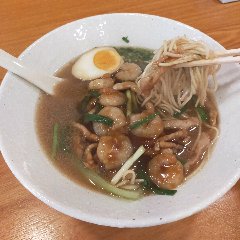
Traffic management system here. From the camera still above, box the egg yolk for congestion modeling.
[93,50,118,71]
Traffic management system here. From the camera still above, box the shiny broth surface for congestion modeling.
[36,47,219,196]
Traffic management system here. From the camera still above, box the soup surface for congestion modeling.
[36,47,219,198]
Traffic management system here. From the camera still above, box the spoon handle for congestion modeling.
[0,49,62,95]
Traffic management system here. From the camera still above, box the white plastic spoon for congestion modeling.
[0,49,63,95]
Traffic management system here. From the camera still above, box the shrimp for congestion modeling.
[113,82,140,94]
[148,153,184,190]
[99,88,126,106]
[93,106,127,136]
[115,63,142,81]
[145,102,155,114]
[89,78,114,90]
[130,111,163,138]
[97,134,133,170]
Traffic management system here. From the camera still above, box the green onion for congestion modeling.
[76,160,142,200]
[125,90,132,116]
[84,113,113,126]
[173,95,198,118]
[89,90,101,98]
[111,146,146,185]
[137,170,177,196]
[129,112,159,130]
[122,36,129,43]
[176,156,187,165]
[59,125,72,154]
[173,105,188,118]
[173,95,209,122]
[51,123,59,159]
[196,105,209,122]
[78,90,101,114]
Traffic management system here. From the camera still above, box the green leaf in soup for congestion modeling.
[78,90,100,114]
[58,125,72,154]
[83,113,114,126]
[115,47,154,70]
[72,158,142,200]
[129,112,160,130]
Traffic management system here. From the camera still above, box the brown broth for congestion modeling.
[36,60,95,190]
[36,48,219,196]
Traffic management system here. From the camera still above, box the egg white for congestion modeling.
[72,47,123,80]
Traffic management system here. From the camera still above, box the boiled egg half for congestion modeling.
[72,47,123,80]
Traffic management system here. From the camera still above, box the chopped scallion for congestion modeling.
[59,125,72,153]
[78,90,100,114]
[122,36,129,43]
[89,90,101,98]
[174,105,188,118]
[76,159,142,200]
[129,112,159,129]
[173,95,198,118]
[111,145,145,185]
[196,105,208,122]
[84,113,113,126]
[137,170,177,196]
[51,123,59,159]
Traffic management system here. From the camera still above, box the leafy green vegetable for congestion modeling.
[196,105,209,122]
[75,159,142,200]
[84,113,113,126]
[129,112,159,130]
[173,95,209,121]
[51,123,59,159]
[58,125,72,154]
[115,47,154,70]
[137,170,177,196]
[122,36,129,43]
[116,47,154,62]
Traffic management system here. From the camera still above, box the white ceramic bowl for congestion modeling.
[0,13,240,228]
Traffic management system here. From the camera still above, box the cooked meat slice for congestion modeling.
[164,117,199,130]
